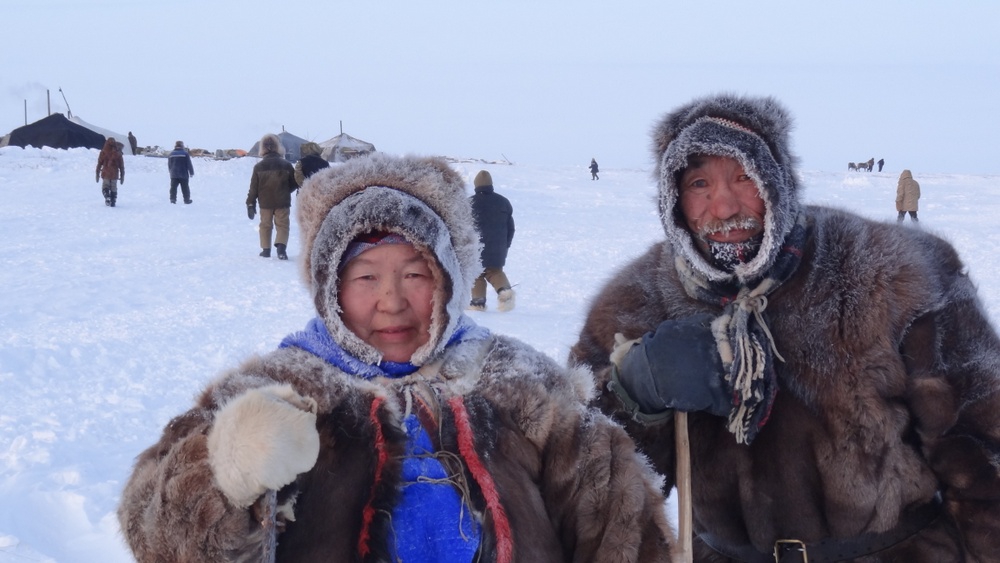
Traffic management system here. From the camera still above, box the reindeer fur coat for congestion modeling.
[570,95,1000,561]
[118,154,671,563]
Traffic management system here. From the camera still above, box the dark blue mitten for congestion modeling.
[611,314,730,418]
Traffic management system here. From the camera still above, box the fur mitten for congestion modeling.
[207,384,320,508]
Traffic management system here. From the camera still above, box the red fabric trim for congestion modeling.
[357,396,387,557]
[448,396,514,563]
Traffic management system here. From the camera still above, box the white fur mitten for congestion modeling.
[207,384,321,508]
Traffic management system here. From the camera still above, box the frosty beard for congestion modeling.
[695,217,764,272]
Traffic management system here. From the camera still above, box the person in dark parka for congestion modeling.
[167,140,195,204]
[294,141,330,187]
[127,131,138,155]
[468,170,516,312]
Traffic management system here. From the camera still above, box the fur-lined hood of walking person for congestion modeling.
[569,93,1000,561]
[247,133,297,210]
[118,153,672,562]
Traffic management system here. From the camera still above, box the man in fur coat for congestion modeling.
[118,153,672,562]
[569,94,1000,561]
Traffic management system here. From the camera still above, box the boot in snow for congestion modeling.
[468,298,486,312]
[276,243,288,260]
[497,287,516,312]
[259,248,271,258]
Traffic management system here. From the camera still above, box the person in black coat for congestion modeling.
[590,158,600,180]
[468,170,516,312]
[294,142,330,187]
[167,141,195,204]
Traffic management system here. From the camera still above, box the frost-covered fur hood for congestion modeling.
[652,94,802,283]
[296,153,481,365]
[259,133,285,157]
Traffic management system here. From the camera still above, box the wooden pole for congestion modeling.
[675,411,693,563]
[261,489,278,562]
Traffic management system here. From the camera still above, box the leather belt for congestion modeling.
[698,494,942,563]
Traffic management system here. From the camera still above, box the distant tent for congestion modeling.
[69,116,131,153]
[7,113,105,150]
[247,131,309,163]
[319,132,376,163]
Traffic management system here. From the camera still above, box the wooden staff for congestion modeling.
[675,411,693,563]
[261,489,278,562]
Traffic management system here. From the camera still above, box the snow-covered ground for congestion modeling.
[2,146,998,561]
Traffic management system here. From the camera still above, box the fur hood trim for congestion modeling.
[651,94,802,283]
[296,154,481,365]
[259,133,285,157]
[300,141,323,157]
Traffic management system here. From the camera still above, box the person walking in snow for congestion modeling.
[167,140,195,204]
[589,158,600,180]
[95,137,124,207]
[468,170,516,312]
[896,168,920,222]
[247,133,298,260]
[293,141,329,187]
[117,153,672,562]
[877,157,885,172]
[570,93,1000,561]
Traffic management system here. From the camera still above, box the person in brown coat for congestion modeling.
[570,94,1000,561]
[247,133,298,259]
[896,169,921,222]
[117,153,673,562]
[95,137,124,207]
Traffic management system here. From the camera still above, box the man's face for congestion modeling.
[678,155,766,243]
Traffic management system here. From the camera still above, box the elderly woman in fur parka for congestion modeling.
[117,153,672,562]
[569,94,1000,561]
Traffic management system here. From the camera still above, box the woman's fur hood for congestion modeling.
[296,153,481,365]
[651,93,802,283]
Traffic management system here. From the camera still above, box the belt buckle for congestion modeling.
[773,539,807,562]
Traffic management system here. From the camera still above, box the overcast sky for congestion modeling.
[4,1,999,174]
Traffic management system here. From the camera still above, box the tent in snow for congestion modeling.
[247,131,309,163]
[7,113,105,150]
[319,132,376,163]
[69,116,132,153]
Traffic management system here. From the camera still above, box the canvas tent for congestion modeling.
[319,132,376,163]
[247,131,309,163]
[69,116,132,153]
[7,113,105,150]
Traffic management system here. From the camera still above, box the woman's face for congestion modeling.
[338,243,436,363]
